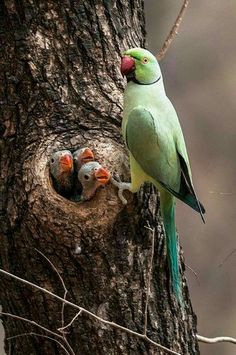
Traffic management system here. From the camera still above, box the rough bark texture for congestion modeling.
[0,0,199,354]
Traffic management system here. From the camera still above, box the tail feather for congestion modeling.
[160,190,182,301]
[159,175,205,223]
[177,152,205,223]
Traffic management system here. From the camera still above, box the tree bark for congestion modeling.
[0,0,199,354]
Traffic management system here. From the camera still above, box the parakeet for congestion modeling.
[73,147,95,171]
[78,161,111,201]
[72,147,95,200]
[117,47,205,301]
[49,150,74,198]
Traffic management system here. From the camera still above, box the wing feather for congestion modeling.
[126,106,205,219]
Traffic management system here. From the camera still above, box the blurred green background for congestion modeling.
[1,1,235,354]
[145,1,236,354]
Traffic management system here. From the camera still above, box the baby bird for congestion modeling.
[78,161,110,201]
[49,150,74,198]
[72,147,95,200]
[73,147,94,171]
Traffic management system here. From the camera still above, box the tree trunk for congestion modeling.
[0,0,199,354]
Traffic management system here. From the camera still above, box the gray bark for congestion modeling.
[0,0,199,354]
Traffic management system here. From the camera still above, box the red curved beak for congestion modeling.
[60,154,73,170]
[120,56,135,76]
[81,148,94,164]
[94,167,110,185]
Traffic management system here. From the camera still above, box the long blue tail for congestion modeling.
[160,189,182,301]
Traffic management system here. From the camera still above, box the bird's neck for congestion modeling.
[128,75,161,86]
[82,182,100,200]
[58,172,73,191]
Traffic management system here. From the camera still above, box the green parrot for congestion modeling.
[117,47,205,300]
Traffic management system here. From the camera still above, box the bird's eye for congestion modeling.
[84,174,90,180]
[142,57,149,64]
[51,159,54,163]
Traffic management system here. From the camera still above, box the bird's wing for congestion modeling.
[176,148,205,221]
[126,106,205,219]
[125,106,181,192]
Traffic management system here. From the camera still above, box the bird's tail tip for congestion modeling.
[198,200,206,224]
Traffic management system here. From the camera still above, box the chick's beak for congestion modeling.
[81,148,94,163]
[60,155,73,170]
[94,167,110,185]
[120,56,135,76]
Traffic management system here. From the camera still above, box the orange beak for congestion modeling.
[60,154,73,170]
[94,167,110,185]
[81,148,94,164]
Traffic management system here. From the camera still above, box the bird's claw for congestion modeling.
[111,172,122,184]
[110,176,131,205]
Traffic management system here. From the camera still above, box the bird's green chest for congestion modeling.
[121,83,165,139]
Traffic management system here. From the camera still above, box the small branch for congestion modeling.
[0,312,74,355]
[0,312,65,340]
[7,332,71,355]
[35,248,68,328]
[157,0,190,61]
[209,191,236,195]
[143,225,155,336]
[197,334,236,345]
[34,249,74,355]
[0,268,180,355]
[218,249,236,268]
[185,263,200,286]
[58,310,83,332]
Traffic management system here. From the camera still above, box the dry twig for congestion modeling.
[58,310,83,332]
[0,312,73,355]
[185,263,200,286]
[218,249,236,268]
[7,332,71,355]
[35,249,68,328]
[197,334,236,345]
[34,249,75,354]
[157,0,190,61]
[0,268,180,355]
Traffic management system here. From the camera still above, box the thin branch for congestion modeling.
[143,225,155,336]
[0,311,74,355]
[0,268,180,355]
[185,263,200,286]
[218,249,236,268]
[157,0,190,61]
[209,191,236,195]
[35,248,68,328]
[0,311,65,341]
[197,334,236,345]
[58,310,83,332]
[1,311,76,355]
[7,332,71,355]
[34,249,75,355]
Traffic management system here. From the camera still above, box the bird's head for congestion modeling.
[120,48,161,84]
[78,161,110,186]
[50,150,74,179]
[73,147,95,170]
[94,166,111,185]
[78,161,110,200]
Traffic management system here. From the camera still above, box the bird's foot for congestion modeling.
[110,175,132,205]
